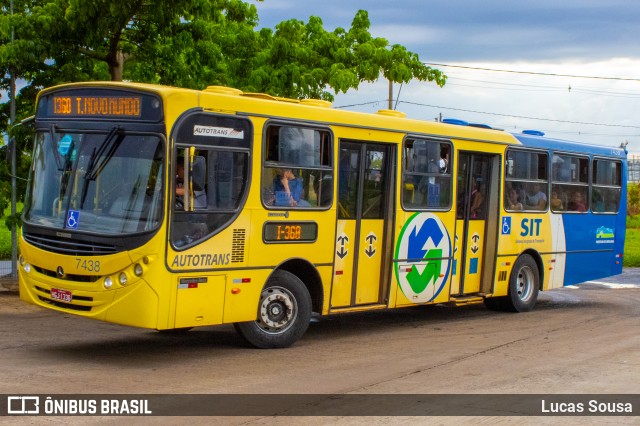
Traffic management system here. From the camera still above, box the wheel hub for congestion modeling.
[258,287,296,332]
[516,266,534,302]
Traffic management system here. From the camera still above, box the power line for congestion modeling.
[445,80,640,99]
[398,100,640,129]
[425,63,640,82]
[446,76,640,98]
[334,100,385,109]
[335,98,640,130]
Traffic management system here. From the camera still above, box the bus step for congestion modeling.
[449,296,484,306]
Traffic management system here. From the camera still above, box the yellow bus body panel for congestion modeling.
[355,220,384,305]
[331,220,357,307]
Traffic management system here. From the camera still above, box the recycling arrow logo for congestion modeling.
[394,213,452,303]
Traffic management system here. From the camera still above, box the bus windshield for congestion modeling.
[24,129,165,235]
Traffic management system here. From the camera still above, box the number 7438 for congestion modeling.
[75,258,100,272]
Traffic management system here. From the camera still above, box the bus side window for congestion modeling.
[402,139,452,210]
[505,148,548,212]
[262,124,333,209]
[592,159,622,213]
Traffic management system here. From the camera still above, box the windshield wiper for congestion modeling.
[80,126,123,208]
[49,125,65,171]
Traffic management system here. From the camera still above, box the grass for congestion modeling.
[624,226,640,267]
[627,214,640,229]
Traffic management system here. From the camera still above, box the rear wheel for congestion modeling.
[505,254,539,312]
[234,270,312,349]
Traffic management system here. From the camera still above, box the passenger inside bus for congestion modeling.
[272,168,311,207]
[550,190,564,211]
[506,187,523,210]
[470,179,485,219]
[592,189,605,212]
[567,191,587,212]
[439,146,449,173]
[524,183,547,210]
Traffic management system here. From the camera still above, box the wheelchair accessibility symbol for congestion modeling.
[501,216,511,235]
[66,210,80,230]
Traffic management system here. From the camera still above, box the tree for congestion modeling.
[0,0,446,222]
[243,11,445,100]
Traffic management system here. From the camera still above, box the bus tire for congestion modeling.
[505,254,539,312]
[234,270,312,349]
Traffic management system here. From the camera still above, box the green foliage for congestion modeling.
[0,226,10,258]
[624,181,639,266]
[242,10,446,100]
[623,227,640,267]
[628,214,640,229]
[628,182,640,216]
[0,205,20,258]
[1,1,444,99]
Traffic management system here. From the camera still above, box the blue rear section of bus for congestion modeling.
[514,133,627,286]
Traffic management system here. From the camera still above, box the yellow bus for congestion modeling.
[19,82,627,348]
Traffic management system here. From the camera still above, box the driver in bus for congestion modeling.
[176,162,207,209]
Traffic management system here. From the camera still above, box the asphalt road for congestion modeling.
[0,269,638,424]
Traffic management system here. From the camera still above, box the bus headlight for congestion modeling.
[104,277,113,289]
[119,272,128,286]
[134,263,143,277]
[24,263,31,273]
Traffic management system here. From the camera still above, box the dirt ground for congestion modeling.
[0,270,638,424]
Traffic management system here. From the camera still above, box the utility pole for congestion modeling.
[9,0,17,279]
[388,80,393,110]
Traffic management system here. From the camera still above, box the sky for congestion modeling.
[254,0,640,155]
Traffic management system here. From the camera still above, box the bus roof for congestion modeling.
[39,82,625,158]
[513,132,627,159]
[37,82,518,145]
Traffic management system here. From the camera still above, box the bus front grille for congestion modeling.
[32,265,100,283]
[37,296,93,312]
[24,232,117,256]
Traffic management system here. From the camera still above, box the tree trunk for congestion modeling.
[108,50,125,81]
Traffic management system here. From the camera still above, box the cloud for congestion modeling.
[369,24,449,46]
[332,57,640,151]
[256,0,640,62]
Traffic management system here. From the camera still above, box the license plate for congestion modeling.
[50,288,72,303]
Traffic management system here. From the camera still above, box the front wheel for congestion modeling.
[505,254,539,312]
[234,270,312,349]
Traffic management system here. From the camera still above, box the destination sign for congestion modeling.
[37,88,163,122]
[53,95,141,117]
